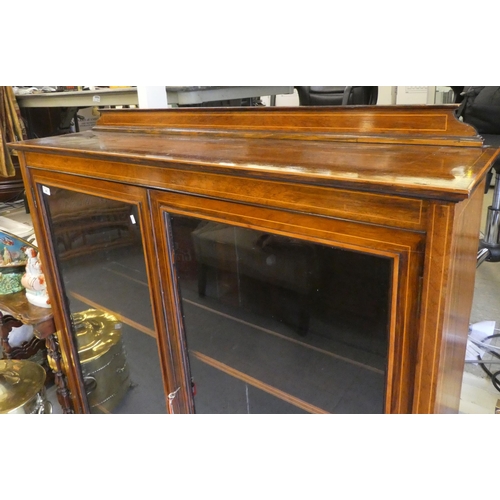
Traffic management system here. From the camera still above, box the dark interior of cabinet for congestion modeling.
[42,187,393,414]
[170,215,391,414]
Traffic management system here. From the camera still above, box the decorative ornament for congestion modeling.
[21,248,51,308]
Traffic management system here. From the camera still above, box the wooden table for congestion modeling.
[0,291,73,413]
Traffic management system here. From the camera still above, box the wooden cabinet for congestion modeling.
[11,105,500,413]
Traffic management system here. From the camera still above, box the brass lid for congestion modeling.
[72,309,123,364]
[0,359,46,413]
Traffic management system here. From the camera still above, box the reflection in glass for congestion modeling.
[170,216,392,414]
[43,187,166,413]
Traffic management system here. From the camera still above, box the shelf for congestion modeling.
[16,88,140,108]
[15,87,295,108]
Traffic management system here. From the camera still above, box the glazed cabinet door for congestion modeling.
[26,170,173,413]
[151,191,425,414]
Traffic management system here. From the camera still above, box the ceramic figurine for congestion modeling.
[3,247,12,265]
[21,248,51,308]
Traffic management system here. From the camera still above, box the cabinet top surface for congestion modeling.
[12,106,500,201]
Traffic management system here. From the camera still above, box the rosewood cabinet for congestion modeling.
[11,106,500,414]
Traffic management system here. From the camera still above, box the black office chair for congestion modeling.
[450,86,465,103]
[295,86,378,106]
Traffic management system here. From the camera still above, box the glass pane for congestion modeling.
[42,187,166,413]
[170,216,392,414]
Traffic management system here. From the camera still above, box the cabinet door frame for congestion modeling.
[23,167,176,413]
[150,190,426,414]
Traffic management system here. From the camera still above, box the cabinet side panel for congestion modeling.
[414,182,485,413]
[434,181,486,413]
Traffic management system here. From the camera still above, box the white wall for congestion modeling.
[395,86,435,104]
[260,90,299,106]
[377,86,396,105]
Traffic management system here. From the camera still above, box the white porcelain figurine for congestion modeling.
[21,247,51,308]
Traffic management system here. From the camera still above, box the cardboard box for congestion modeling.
[75,106,100,132]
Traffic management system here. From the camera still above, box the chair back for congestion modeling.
[295,86,378,106]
